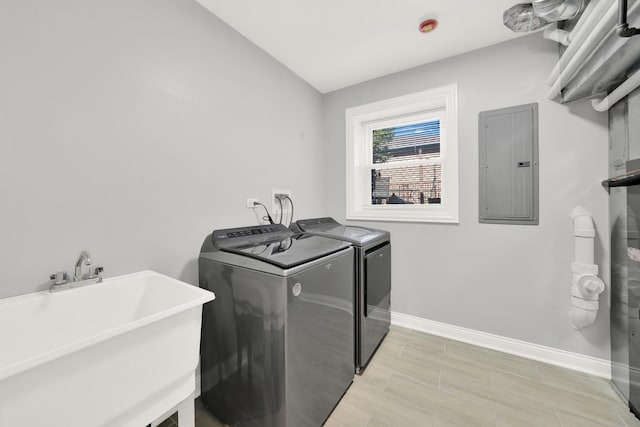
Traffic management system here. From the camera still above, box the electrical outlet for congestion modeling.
[246,198,258,208]
[272,189,292,223]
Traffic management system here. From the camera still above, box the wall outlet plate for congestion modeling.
[246,198,258,208]
[272,189,292,223]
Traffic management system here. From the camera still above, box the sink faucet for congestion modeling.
[50,251,104,292]
[74,251,92,281]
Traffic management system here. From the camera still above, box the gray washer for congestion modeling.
[295,217,391,373]
[199,224,354,427]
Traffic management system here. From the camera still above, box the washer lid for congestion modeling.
[296,217,390,247]
[211,224,351,269]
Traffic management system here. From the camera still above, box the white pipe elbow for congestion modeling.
[572,206,595,237]
[570,281,602,330]
[592,97,610,112]
[543,27,571,46]
[571,206,593,227]
[571,307,599,330]
[591,68,640,112]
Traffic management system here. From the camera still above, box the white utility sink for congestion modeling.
[0,270,215,427]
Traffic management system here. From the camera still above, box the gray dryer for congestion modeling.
[295,217,391,373]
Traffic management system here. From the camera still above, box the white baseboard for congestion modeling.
[391,311,611,379]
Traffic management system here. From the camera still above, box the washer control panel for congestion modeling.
[212,224,293,248]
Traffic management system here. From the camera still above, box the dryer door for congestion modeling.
[362,243,391,367]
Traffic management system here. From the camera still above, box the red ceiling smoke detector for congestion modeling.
[419,19,438,33]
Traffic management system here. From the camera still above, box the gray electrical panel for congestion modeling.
[479,103,539,225]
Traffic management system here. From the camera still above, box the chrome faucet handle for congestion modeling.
[90,266,104,282]
[49,271,68,285]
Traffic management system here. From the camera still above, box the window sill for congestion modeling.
[347,206,459,224]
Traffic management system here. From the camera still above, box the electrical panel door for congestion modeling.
[479,103,539,225]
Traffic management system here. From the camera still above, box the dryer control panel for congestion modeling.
[296,217,339,229]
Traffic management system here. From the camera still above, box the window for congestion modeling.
[346,84,459,223]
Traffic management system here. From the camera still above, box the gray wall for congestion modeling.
[0,2,612,360]
[323,34,611,359]
[0,0,325,297]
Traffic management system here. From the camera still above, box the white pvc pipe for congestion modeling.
[546,0,616,85]
[567,0,601,43]
[570,206,605,329]
[543,26,570,46]
[591,68,640,111]
[572,206,596,264]
[547,0,620,99]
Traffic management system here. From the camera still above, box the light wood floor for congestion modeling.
[326,326,639,427]
[192,326,640,427]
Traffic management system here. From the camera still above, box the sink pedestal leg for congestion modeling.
[177,392,195,427]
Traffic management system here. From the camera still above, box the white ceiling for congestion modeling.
[195,0,528,93]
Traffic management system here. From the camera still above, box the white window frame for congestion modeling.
[346,84,459,223]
